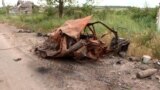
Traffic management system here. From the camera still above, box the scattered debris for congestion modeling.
[35,16,130,60]
[116,59,125,65]
[18,29,32,33]
[128,56,141,62]
[155,75,160,83]
[138,64,150,70]
[154,60,160,69]
[13,58,22,62]
[116,60,122,65]
[137,68,157,79]
[153,59,159,63]
[142,55,151,64]
[37,32,48,37]
[119,52,127,58]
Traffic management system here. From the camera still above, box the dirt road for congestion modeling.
[0,24,47,90]
[0,23,160,90]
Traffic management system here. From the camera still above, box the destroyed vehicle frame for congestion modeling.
[82,21,129,55]
[35,16,129,60]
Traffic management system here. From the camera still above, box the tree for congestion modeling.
[40,0,96,18]
[45,0,73,18]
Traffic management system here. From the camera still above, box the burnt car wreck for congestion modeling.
[35,16,130,60]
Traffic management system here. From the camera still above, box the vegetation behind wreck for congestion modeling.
[0,4,159,59]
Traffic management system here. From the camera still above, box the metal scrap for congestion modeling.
[35,16,130,60]
[137,69,157,78]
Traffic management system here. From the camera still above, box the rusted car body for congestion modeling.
[35,16,129,60]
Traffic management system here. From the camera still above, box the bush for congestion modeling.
[0,8,6,14]
[94,9,108,20]
[45,6,57,17]
[81,3,93,16]
[129,7,158,29]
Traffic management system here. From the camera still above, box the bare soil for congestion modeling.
[0,23,160,90]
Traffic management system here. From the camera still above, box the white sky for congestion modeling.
[0,0,159,8]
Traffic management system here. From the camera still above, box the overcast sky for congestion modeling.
[0,0,159,8]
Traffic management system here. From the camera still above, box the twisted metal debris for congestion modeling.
[35,16,130,60]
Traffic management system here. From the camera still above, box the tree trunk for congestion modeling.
[2,0,5,8]
[59,0,64,18]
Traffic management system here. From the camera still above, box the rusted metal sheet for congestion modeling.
[35,16,130,60]
[57,16,92,39]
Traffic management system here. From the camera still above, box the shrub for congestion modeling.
[45,6,57,17]
[0,8,6,14]
[129,7,158,29]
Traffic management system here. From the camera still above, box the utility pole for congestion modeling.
[2,0,5,8]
